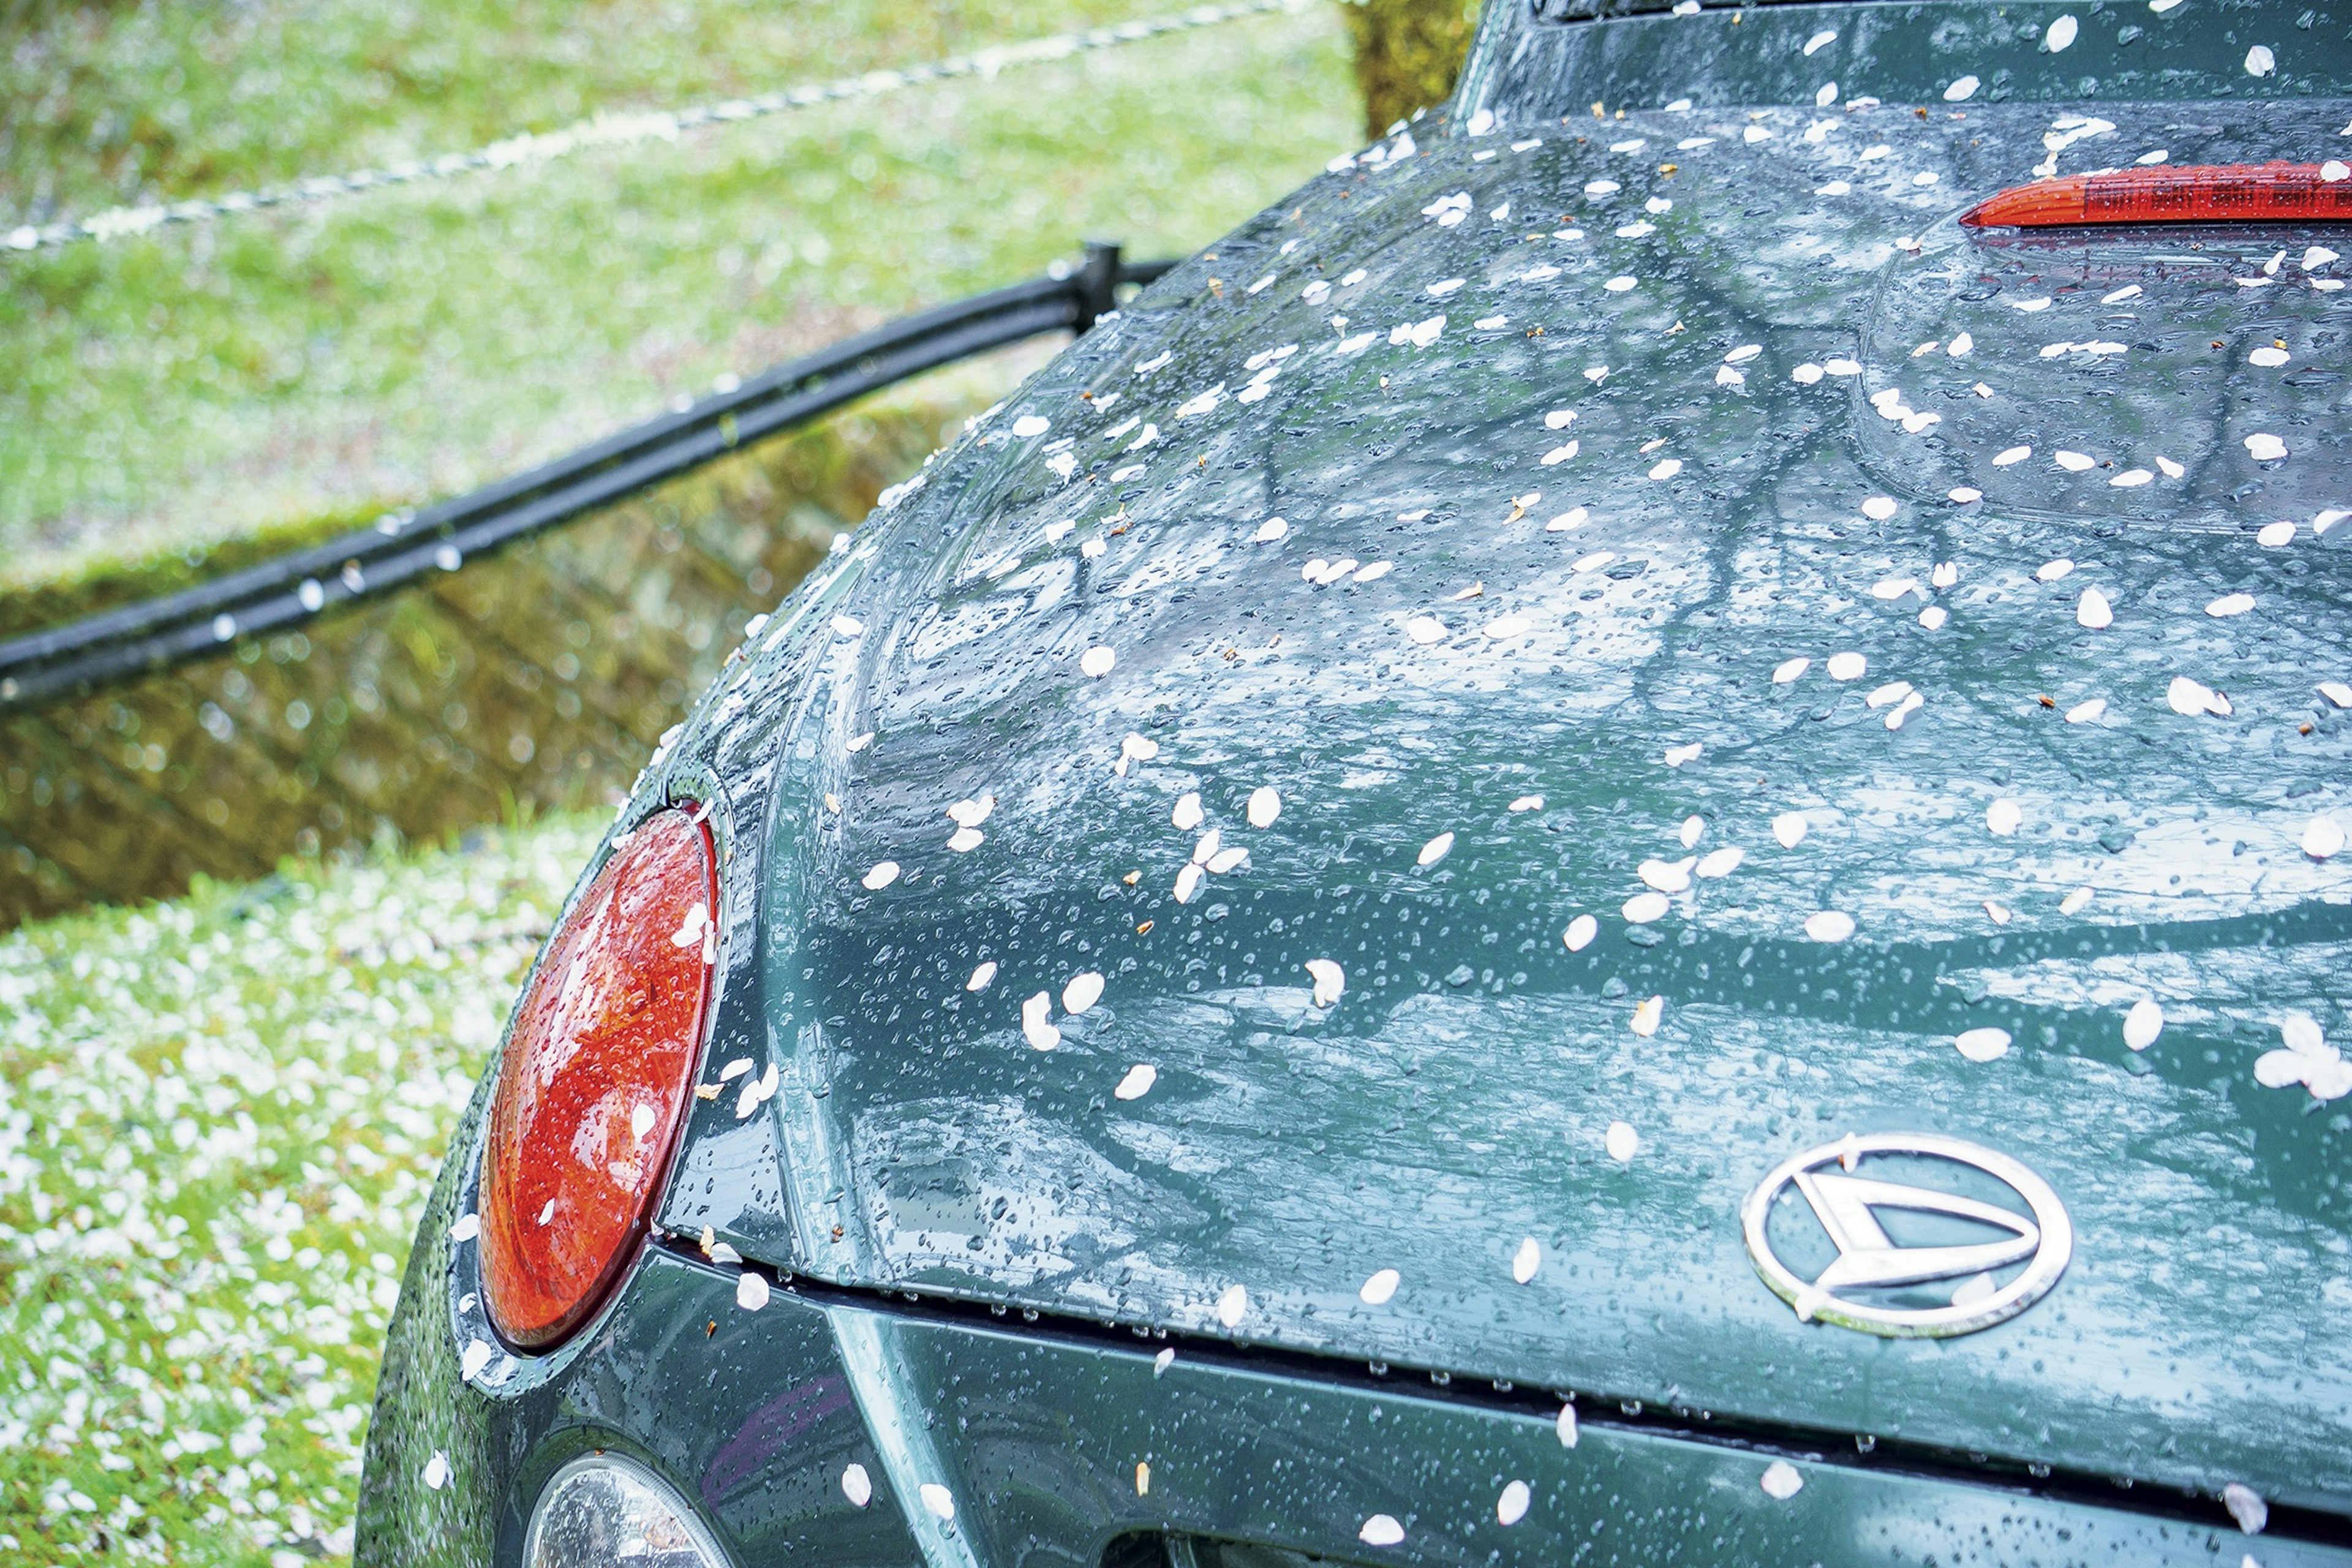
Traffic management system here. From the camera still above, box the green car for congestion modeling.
[358,1,2352,1562]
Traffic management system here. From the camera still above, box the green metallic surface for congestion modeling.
[371,1234,2352,1566]
[365,1,2352,1560]
[676,10,2351,1509]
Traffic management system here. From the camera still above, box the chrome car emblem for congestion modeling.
[1741,1133,2071,1339]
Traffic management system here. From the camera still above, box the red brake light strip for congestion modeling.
[1962,162,2352,228]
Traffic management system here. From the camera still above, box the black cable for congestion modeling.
[0,246,1174,710]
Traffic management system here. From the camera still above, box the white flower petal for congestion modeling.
[1805,910,1855,943]
[1063,970,1105,1014]
[1021,992,1061,1050]
[1605,1120,1639,1162]
[1955,1027,2013,1063]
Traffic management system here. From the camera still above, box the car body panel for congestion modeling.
[366,1208,2352,1568]
[358,1101,927,1567]
[1463,0,2352,121]
[655,23,2351,1515]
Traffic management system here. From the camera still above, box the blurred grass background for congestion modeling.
[0,0,1366,596]
[0,0,1477,1556]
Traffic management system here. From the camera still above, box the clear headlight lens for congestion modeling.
[525,1454,726,1568]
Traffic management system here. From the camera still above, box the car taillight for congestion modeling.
[480,806,716,1350]
[1962,161,2352,228]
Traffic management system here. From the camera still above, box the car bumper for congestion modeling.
[357,1120,2348,1568]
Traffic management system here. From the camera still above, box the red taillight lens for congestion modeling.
[480,807,715,1349]
[1963,162,2352,228]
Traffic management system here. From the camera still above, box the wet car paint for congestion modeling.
[375,1221,2352,1568]
[361,0,2352,1559]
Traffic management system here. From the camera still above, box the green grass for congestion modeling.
[0,5,1360,1553]
[0,0,1359,595]
[0,812,608,1562]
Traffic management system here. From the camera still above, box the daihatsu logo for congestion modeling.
[1741,1133,2072,1339]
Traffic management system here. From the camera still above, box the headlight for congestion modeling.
[525,1453,727,1568]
